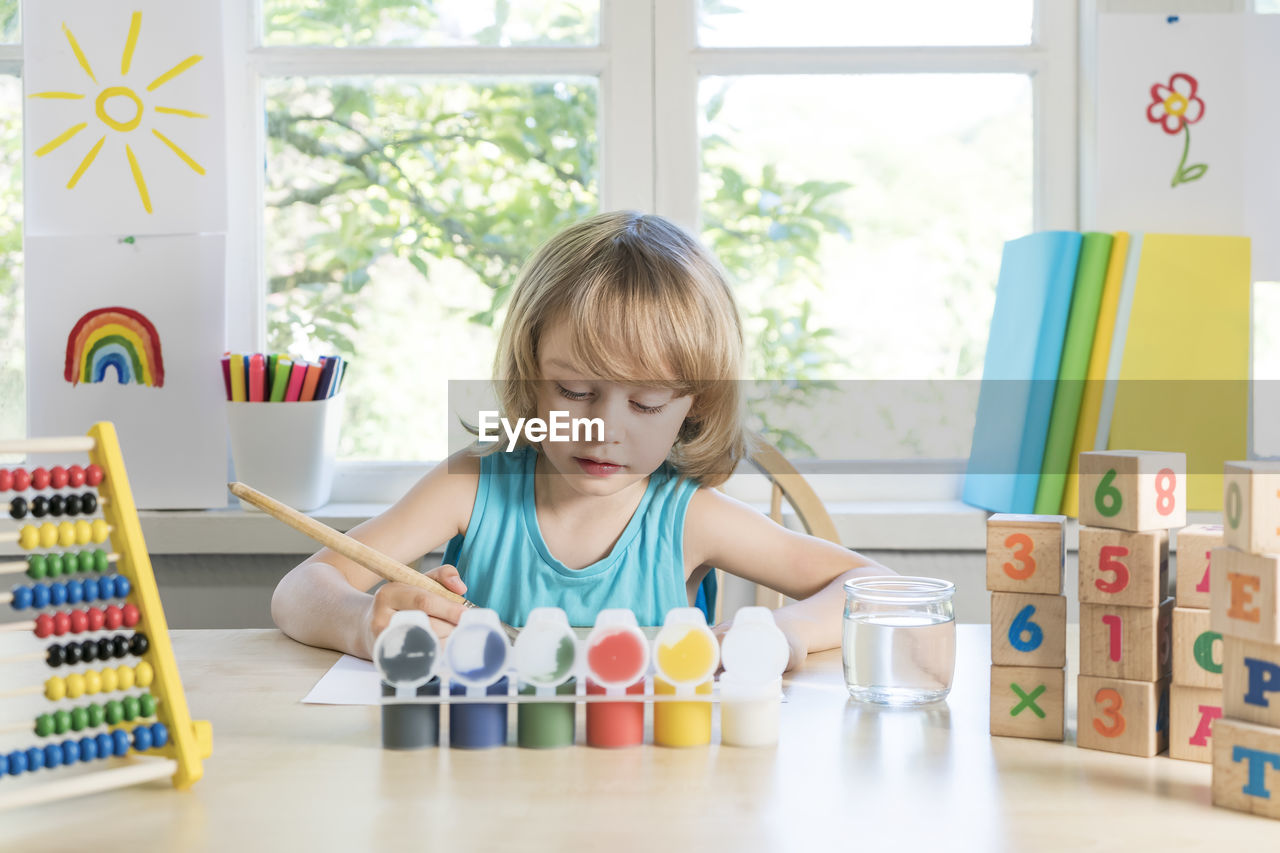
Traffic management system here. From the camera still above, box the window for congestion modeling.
[1,2,1085,504]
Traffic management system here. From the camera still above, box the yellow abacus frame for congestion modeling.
[0,422,211,808]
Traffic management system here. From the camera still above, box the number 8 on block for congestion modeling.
[1078,451,1186,532]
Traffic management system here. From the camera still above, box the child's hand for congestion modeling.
[362,565,469,651]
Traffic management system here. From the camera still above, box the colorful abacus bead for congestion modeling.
[49,466,67,489]
[9,496,27,519]
[10,468,30,491]
[31,468,49,490]
[66,465,84,488]
[85,464,103,487]
[0,468,10,490]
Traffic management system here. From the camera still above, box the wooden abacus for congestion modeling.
[0,423,211,810]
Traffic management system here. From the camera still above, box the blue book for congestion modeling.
[962,232,1083,513]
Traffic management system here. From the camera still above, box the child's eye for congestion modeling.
[632,401,667,415]
[555,384,590,401]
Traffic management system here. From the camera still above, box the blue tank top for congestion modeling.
[442,445,698,627]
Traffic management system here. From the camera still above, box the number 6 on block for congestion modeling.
[990,592,1066,668]
[1078,451,1186,532]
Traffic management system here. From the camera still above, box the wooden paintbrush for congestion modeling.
[228,481,518,641]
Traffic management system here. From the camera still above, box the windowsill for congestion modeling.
[135,501,1226,555]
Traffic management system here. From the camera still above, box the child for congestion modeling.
[271,211,892,669]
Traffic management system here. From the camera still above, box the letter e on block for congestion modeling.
[985,514,1065,594]
[1210,547,1280,645]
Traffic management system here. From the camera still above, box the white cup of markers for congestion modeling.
[373,606,791,750]
[223,353,346,511]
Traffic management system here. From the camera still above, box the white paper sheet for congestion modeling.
[25,234,227,509]
[22,0,227,236]
[303,654,382,706]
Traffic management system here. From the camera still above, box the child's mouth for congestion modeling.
[574,457,624,476]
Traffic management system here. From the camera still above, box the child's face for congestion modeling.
[533,321,694,497]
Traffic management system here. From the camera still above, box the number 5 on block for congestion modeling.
[1078,451,1186,532]
[985,514,1065,595]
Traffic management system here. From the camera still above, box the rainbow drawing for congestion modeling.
[64,306,165,388]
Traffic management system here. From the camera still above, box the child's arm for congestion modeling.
[270,451,481,659]
[684,488,894,670]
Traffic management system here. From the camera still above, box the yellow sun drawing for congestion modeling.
[29,11,207,214]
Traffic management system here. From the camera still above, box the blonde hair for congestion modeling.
[492,211,751,487]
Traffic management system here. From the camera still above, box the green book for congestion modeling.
[1033,232,1113,514]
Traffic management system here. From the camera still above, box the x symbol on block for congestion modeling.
[1010,683,1046,718]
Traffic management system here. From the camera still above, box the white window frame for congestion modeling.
[228,1,1078,508]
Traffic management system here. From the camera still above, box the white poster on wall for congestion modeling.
[1095,13,1280,280]
[1094,14,1247,237]
[25,234,227,509]
[22,0,226,236]
[1245,16,1280,283]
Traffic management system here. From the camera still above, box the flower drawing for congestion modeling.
[1146,73,1207,187]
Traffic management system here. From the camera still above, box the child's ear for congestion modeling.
[678,415,702,443]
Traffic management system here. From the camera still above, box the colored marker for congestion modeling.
[220,356,232,401]
[268,357,292,402]
[248,354,265,402]
[299,363,322,402]
[329,356,346,397]
[652,607,718,748]
[314,356,336,400]
[229,354,246,402]
[584,609,649,748]
[284,362,308,402]
[445,608,511,749]
[266,354,278,391]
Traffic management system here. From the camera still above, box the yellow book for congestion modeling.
[1060,232,1130,517]
[1107,234,1250,511]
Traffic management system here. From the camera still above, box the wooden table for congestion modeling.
[4,625,1274,850]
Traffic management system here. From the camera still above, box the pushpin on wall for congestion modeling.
[719,606,789,747]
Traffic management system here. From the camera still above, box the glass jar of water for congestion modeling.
[843,576,956,705]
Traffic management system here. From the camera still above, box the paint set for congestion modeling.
[373,605,790,750]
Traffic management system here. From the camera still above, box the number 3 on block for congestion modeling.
[1002,533,1036,580]
[1093,687,1126,737]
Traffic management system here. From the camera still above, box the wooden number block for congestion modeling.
[1171,606,1223,689]
[1080,597,1173,681]
[1077,674,1170,757]
[1078,525,1168,607]
[1175,523,1223,609]
[1212,718,1280,820]
[1078,450,1186,532]
[985,514,1065,594]
[1169,684,1223,763]
[1209,547,1280,644]
[991,592,1066,667]
[990,665,1064,741]
[1223,635,1280,729]
[1223,461,1280,556]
